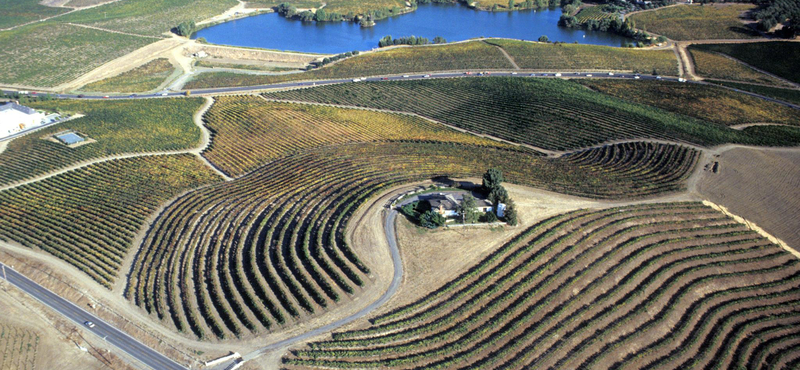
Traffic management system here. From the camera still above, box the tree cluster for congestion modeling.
[378,35,447,47]
[312,51,360,69]
[753,0,800,36]
[175,20,196,37]
[482,168,518,226]
[277,3,344,22]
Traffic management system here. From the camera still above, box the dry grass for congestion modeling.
[688,47,791,86]
[0,23,152,88]
[629,4,760,41]
[80,58,175,93]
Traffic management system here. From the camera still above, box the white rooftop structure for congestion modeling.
[0,102,45,138]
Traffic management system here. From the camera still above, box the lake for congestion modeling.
[194,3,629,54]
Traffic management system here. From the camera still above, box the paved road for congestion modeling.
[5,71,796,110]
[0,262,187,370]
[240,208,404,362]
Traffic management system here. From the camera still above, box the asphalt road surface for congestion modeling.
[0,262,187,370]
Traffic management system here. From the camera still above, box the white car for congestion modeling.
[634,75,641,79]
[84,321,96,328]
[608,72,614,76]
[402,75,410,78]
[160,92,168,96]
[586,74,593,77]
[423,74,431,78]
[656,76,663,80]
[352,78,361,82]
[511,72,518,75]
[678,78,687,82]
[555,73,562,77]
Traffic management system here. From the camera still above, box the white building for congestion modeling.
[0,102,45,138]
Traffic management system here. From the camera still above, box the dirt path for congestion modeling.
[491,44,520,70]
[190,97,232,180]
[729,122,797,130]
[65,22,163,39]
[675,42,698,80]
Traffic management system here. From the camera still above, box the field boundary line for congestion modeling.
[489,43,520,70]
[702,200,800,259]
[700,49,800,89]
[190,96,233,181]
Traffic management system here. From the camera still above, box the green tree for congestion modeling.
[484,210,498,222]
[488,185,508,206]
[538,35,550,43]
[504,200,518,226]
[482,168,504,192]
[508,0,515,9]
[420,210,445,229]
[459,194,480,224]
[175,20,195,37]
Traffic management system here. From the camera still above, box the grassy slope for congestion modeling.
[579,79,800,126]
[628,4,760,40]
[485,39,679,75]
[80,58,175,93]
[0,98,204,186]
[58,0,238,36]
[0,0,68,29]
[707,80,800,105]
[265,77,800,150]
[687,47,791,86]
[692,42,800,85]
[185,41,511,89]
[0,23,152,88]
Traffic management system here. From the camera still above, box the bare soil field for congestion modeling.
[0,283,109,370]
[695,146,800,250]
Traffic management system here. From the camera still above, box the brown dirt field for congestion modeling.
[694,146,800,250]
[0,283,110,370]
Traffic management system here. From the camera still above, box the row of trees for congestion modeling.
[174,20,196,37]
[277,3,345,22]
[378,35,447,47]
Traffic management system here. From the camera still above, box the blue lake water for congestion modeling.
[194,4,629,54]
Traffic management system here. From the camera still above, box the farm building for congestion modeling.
[0,102,45,138]
[427,193,494,217]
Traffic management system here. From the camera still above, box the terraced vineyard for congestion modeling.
[202,96,518,176]
[0,155,221,288]
[127,140,698,339]
[0,322,39,370]
[574,6,618,23]
[283,202,800,369]
[265,77,787,150]
[0,98,203,187]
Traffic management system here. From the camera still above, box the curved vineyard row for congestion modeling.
[0,322,38,370]
[574,6,618,23]
[282,202,800,370]
[126,141,698,339]
[202,96,517,177]
[0,98,204,187]
[264,77,767,151]
[0,155,222,288]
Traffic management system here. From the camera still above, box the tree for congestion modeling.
[484,210,498,222]
[504,199,518,226]
[175,20,195,37]
[538,35,550,43]
[420,210,445,229]
[482,168,504,192]
[459,194,480,224]
[432,36,447,44]
[508,0,515,9]
[488,186,508,206]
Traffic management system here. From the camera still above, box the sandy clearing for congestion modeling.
[196,0,268,27]
[694,146,800,250]
[729,122,797,130]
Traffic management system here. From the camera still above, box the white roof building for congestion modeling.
[0,102,45,137]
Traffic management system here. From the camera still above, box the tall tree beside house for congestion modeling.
[482,168,504,192]
[420,210,445,229]
[504,199,519,226]
[459,194,480,224]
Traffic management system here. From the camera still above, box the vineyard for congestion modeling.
[264,77,794,150]
[183,41,511,90]
[574,6,618,23]
[0,22,153,88]
[0,155,221,288]
[483,39,679,75]
[0,0,67,29]
[0,98,203,187]
[691,42,800,85]
[202,96,518,176]
[80,58,176,93]
[0,322,39,370]
[283,202,800,369]
[708,81,800,106]
[126,140,697,339]
[579,79,800,126]
[628,4,760,41]
[687,47,791,87]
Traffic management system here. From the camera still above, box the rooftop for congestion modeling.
[0,102,37,115]
[56,132,85,145]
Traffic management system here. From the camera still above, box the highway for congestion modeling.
[0,262,187,370]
